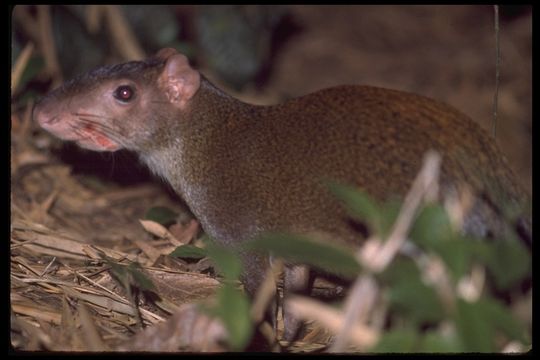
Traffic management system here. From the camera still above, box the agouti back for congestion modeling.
[34,48,531,339]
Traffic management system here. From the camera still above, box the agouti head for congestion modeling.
[34,48,201,152]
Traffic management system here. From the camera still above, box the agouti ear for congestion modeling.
[155,48,178,61]
[158,53,201,109]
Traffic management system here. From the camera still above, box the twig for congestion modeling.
[250,259,283,350]
[40,256,57,277]
[11,43,34,93]
[329,275,377,352]
[416,254,455,312]
[360,150,441,272]
[12,6,40,44]
[457,265,485,302]
[286,295,379,349]
[332,150,442,352]
[37,5,62,84]
[102,5,145,60]
[492,5,500,137]
[85,5,101,33]
[251,259,282,324]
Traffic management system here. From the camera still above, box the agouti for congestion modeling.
[34,48,531,340]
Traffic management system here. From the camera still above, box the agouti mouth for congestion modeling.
[34,107,60,126]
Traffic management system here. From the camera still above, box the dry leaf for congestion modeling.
[168,219,199,245]
[139,219,182,246]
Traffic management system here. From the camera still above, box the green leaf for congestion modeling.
[104,258,156,293]
[212,283,253,351]
[479,297,527,344]
[245,233,361,279]
[435,236,472,282]
[379,257,419,284]
[127,262,157,292]
[468,236,530,290]
[204,239,243,281]
[326,181,383,235]
[388,275,444,324]
[454,298,494,352]
[417,331,464,352]
[106,259,130,287]
[169,244,208,260]
[144,206,178,227]
[371,329,418,352]
[467,238,492,263]
[410,204,453,249]
[382,258,444,324]
[410,205,477,282]
[453,297,527,352]
[483,239,530,290]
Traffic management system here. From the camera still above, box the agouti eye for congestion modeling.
[114,85,135,103]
